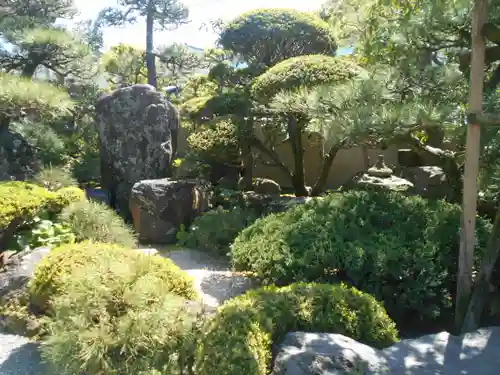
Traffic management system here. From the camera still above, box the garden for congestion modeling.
[1,0,500,374]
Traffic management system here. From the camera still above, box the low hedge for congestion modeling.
[28,241,198,313]
[230,190,492,326]
[0,182,85,249]
[0,182,85,228]
[194,282,399,375]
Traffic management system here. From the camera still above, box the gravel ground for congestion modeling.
[0,334,47,375]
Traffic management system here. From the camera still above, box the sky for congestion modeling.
[72,0,327,51]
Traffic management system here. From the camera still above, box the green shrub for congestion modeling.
[252,54,363,99]
[32,166,78,191]
[40,253,204,375]
[0,182,84,229]
[28,241,198,314]
[58,199,136,247]
[231,190,492,325]
[177,206,259,258]
[195,282,398,375]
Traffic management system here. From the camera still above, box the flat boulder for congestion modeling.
[272,327,500,375]
[130,178,212,244]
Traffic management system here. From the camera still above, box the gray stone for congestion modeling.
[95,84,180,220]
[0,333,47,375]
[130,178,212,244]
[272,327,500,375]
[0,247,51,300]
[400,166,449,199]
[0,129,40,182]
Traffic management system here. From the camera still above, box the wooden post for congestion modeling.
[455,0,487,332]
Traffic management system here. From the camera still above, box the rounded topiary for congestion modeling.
[251,54,364,99]
[40,254,204,375]
[28,241,198,313]
[57,199,137,247]
[230,190,491,325]
[220,9,337,67]
[195,282,399,375]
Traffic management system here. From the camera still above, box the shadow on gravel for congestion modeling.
[0,341,48,375]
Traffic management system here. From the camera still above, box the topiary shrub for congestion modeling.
[230,190,492,326]
[219,8,337,67]
[251,54,363,99]
[40,252,205,375]
[32,166,78,191]
[176,206,259,258]
[58,199,137,247]
[0,182,84,249]
[28,241,198,314]
[195,282,399,375]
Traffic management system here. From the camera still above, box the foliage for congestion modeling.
[181,90,251,122]
[252,54,363,100]
[0,73,73,122]
[10,121,67,166]
[176,206,259,258]
[58,199,137,247]
[9,217,75,252]
[0,182,83,229]
[2,26,98,79]
[195,282,399,375]
[231,190,492,325]
[32,166,78,191]
[28,241,198,314]
[187,117,242,165]
[40,250,203,375]
[219,8,337,68]
[101,43,148,87]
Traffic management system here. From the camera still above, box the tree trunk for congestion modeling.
[146,0,157,87]
[287,117,308,197]
[241,143,254,190]
[310,143,343,196]
[462,208,500,332]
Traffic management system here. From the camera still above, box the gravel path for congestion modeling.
[157,247,256,307]
[0,334,46,375]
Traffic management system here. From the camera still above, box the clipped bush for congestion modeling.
[231,190,491,325]
[41,253,204,375]
[28,241,198,313]
[195,282,398,375]
[177,206,259,258]
[32,166,78,191]
[58,199,136,247]
[220,8,337,67]
[252,54,363,99]
[0,182,85,228]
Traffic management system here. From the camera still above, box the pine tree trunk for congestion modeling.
[311,143,342,196]
[146,0,157,87]
[287,117,308,197]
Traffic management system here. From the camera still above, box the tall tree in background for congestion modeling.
[99,0,189,87]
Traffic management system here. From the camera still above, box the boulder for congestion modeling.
[253,177,281,195]
[130,178,212,244]
[0,129,40,181]
[95,84,180,220]
[400,166,449,199]
[272,328,500,375]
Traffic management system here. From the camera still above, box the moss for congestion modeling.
[28,241,198,314]
[252,54,363,99]
[195,282,399,375]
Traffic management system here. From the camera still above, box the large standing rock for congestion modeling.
[272,328,500,375]
[0,129,40,181]
[130,178,212,244]
[95,84,180,220]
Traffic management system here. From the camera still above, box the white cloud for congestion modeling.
[72,0,326,50]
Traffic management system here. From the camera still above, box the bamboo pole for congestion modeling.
[455,0,487,332]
